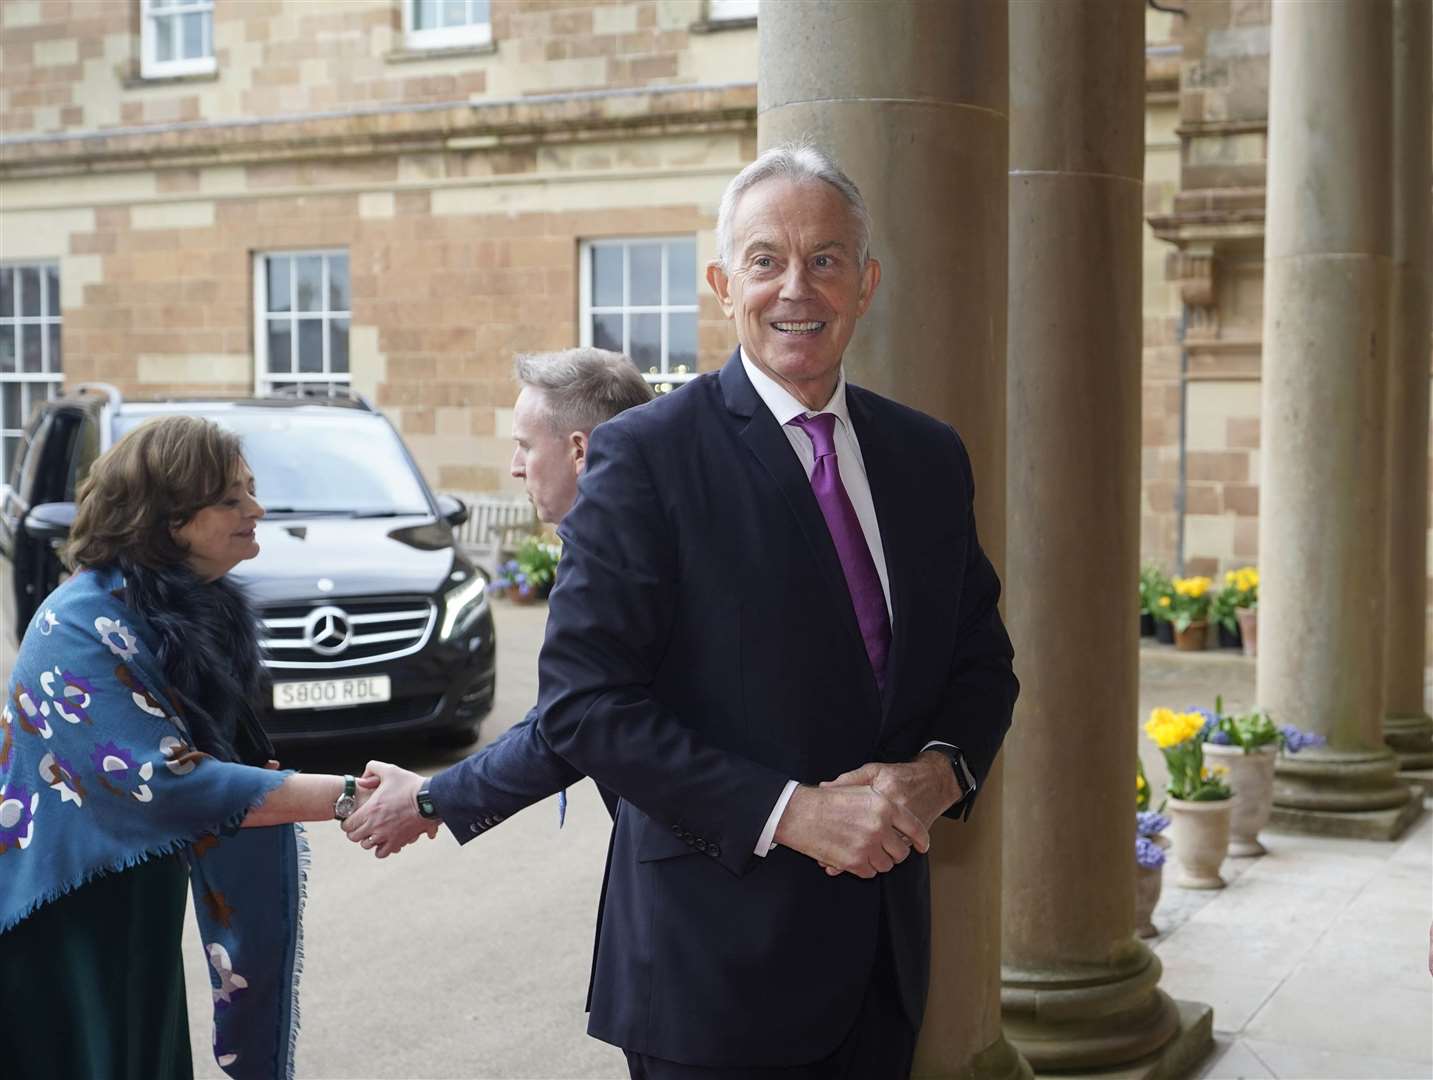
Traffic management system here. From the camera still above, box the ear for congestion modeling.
[571,430,590,474]
[705,262,735,317]
[856,256,881,317]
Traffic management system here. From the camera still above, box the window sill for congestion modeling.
[689,17,757,34]
[387,40,498,64]
[123,68,219,89]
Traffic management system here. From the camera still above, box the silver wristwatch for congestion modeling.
[333,774,358,820]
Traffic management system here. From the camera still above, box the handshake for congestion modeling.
[341,751,962,879]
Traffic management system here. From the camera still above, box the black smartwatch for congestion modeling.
[930,746,977,804]
[416,780,438,820]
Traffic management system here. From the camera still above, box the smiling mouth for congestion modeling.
[772,321,825,335]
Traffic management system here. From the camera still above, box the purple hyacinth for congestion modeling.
[1135,836,1167,869]
[1279,725,1326,754]
[1207,728,1232,745]
[1136,811,1170,837]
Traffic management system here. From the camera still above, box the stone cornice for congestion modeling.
[0,82,758,181]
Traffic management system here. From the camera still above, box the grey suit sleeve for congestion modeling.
[427,707,586,844]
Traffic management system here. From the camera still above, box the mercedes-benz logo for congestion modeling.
[304,605,353,656]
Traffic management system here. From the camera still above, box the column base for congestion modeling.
[1029,999,1213,1080]
[1002,945,1181,1071]
[1397,769,1433,798]
[913,1032,1033,1080]
[1384,712,1433,771]
[1269,789,1424,840]
[1273,746,1414,815]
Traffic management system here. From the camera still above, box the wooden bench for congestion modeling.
[451,494,539,577]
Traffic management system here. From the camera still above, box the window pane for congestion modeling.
[472,0,491,24]
[44,266,59,316]
[631,313,660,374]
[267,320,292,373]
[295,256,323,313]
[442,0,466,26]
[150,0,174,9]
[666,240,696,305]
[21,326,42,373]
[266,256,291,313]
[1,436,16,484]
[414,0,439,30]
[328,255,350,312]
[156,14,175,62]
[591,246,622,307]
[182,12,206,59]
[0,268,12,317]
[0,327,14,374]
[630,245,661,306]
[592,312,622,354]
[47,324,61,373]
[19,268,40,317]
[330,318,349,373]
[1,382,18,429]
[22,383,43,425]
[297,319,324,373]
[667,313,697,376]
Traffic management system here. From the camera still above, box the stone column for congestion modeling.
[1001,1,1208,1074]
[759,3,1023,1077]
[1383,0,1433,780]
[1259,0,1419,840]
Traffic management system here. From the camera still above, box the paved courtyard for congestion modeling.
[4,602,1429,1078]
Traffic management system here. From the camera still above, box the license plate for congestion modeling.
[272,675,391,711]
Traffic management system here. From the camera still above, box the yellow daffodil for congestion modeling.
[1137,774,1147,792]
[1158,595,1172,608]
[1173,576,1212,599]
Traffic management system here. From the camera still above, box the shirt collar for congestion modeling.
[739,347,851,432]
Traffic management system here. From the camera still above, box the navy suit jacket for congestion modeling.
[427,709,615,840]
[530,351,1017,1068]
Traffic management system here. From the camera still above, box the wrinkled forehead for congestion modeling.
[730,177,860,251]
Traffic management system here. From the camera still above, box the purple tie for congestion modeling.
[787,412,892,688]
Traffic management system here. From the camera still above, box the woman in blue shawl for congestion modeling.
[1,415,372,1079]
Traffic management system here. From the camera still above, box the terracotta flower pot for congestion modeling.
[1167,797,1232,889]
[1236,607,1258,657]
[1134,835,1169,938]
[1204,742,1276,856]
[1172,620,1208,651]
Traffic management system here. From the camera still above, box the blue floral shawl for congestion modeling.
[0,566,306,1079]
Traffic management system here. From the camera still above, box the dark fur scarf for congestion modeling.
[119,560,276,766]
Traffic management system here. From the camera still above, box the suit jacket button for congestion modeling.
[707,844,721,858]
[470,824,480,834]
[695,839,707,852]
[672,824,682,834]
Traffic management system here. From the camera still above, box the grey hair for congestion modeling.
[713,142,873,269]
[513,348,654,435]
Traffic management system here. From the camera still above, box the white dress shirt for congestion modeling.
[738,351,964,857]
[742,351,891,857]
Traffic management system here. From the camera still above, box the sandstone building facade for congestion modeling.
[0,0,1429,655]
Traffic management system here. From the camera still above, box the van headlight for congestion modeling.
[439,572,488,641]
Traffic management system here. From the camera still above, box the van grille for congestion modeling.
[260,598,436,670]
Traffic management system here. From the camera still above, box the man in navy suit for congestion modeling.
[352,145,1017,1079]
[343,347,651,850]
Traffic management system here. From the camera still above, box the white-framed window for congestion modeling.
[709,0,759,21]
[1,264,62,486]
[580,237,699,389]
[140,0,217,79]
[253,250,351,397]
[404,0,492,50]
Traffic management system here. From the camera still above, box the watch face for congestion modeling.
[416,790,437,819]
[333,794,358,820]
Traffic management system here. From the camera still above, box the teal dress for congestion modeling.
[0,854,194,1080]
